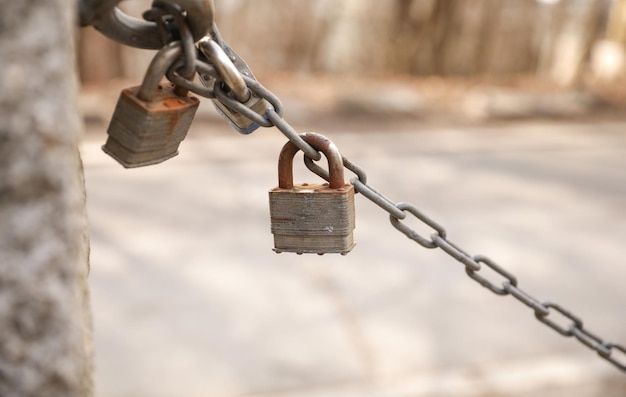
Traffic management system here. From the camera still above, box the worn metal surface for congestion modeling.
[103,43,199,168]
[270,133,355,255]
[269,185,356,255]
[277,133,345,190]
[80,0,214,49]
[103,83,199,168]
[135,42,183,101]
[198,38,249,102]
[198,38,271,134]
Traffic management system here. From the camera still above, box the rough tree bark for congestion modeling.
[0,1,93,397]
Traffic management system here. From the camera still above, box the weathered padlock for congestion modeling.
[102,41,200,168]
[269,133,356,255]
[197,37,268,134]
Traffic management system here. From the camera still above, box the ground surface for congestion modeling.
[81,110,626,397]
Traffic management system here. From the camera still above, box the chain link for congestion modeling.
[85,7,626,373]
[213,72,626,373]
[152,1,198,79]
[344,155,626,372]
[355,161,625,372]
[79,0,214,49]
[166,58,218,98]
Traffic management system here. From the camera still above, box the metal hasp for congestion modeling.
[102,42,200,168]
[269,133,356,255]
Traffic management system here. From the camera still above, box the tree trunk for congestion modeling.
[0,1,93,396]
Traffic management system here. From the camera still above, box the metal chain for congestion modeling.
[83,4,626,372]
[350,161,626,372]
[79,0,214,48]
[330,148,626,374]
[149,1,198,79]
[306,160,624,364]
[186,45,626,373]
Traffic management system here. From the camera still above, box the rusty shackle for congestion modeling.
[278,133,345,190]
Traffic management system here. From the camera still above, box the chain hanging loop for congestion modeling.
[148,1,199,80]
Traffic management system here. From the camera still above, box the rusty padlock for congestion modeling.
[269,133,355,255]
[102,41,200,168]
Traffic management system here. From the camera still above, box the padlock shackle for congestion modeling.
[136,41,183,102]
[278,133,345,190]
[198,37,251,103]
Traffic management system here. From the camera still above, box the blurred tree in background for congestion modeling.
[78,0,626,85]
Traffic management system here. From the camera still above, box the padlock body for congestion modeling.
[103,83,199,168]
[212,94,267,134]
[269,183,355,254]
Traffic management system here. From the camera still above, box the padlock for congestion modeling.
[102,41,200,168]
[269,133,355,255]
[197,37,268,134]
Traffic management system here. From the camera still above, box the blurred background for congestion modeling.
[78,0,626,122]
[78,1,626,396]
